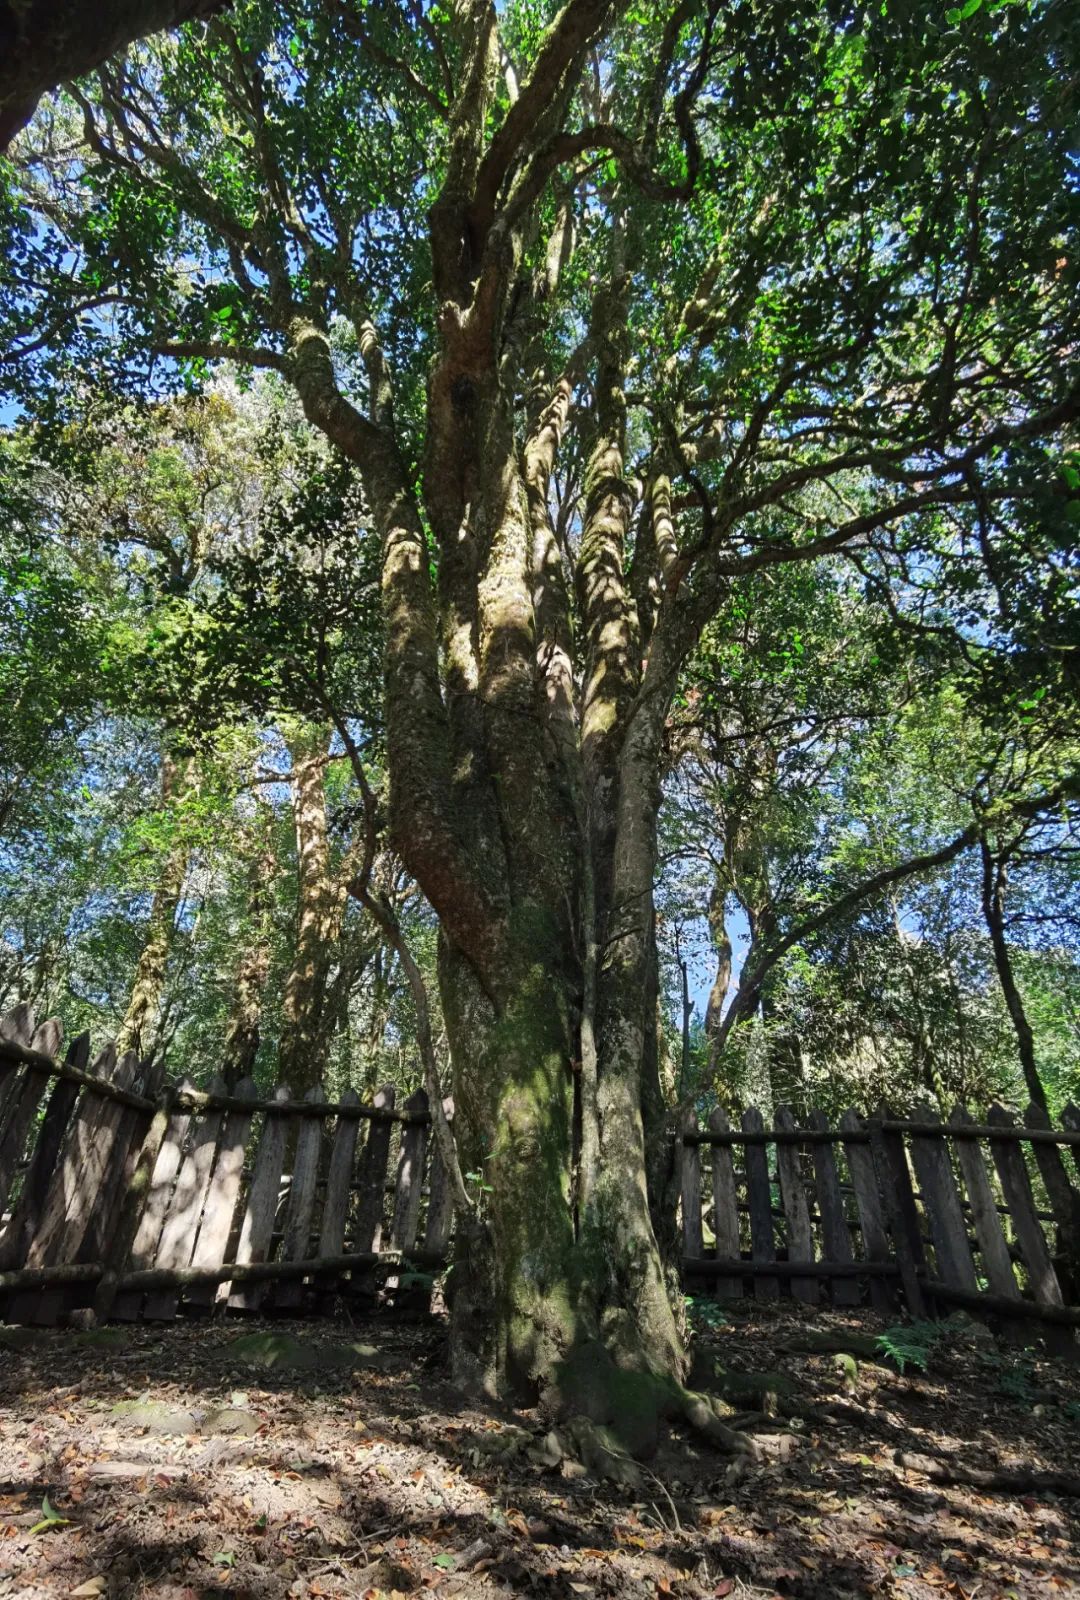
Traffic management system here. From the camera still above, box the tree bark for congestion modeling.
[0,0,230,148]
[980,836,1048,1112]
[116,754,190,1061]
[221,807,275,1085]
[276,725,345,1093]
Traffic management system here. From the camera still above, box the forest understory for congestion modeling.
[0,1303,1077,1600]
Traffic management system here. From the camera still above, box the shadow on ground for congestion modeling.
[0,1302,1076,1599]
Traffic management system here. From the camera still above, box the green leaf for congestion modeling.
[30,1496,70,1535]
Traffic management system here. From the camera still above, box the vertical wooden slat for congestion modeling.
[186,1076,258,1309]
[318,1089,362,1258]
[741,1106,778,1299]
[949,1103,1019,1300]
[1023,1102,1080,1281]
[354,1085,396,1254]
[228,1083,291,1311]
[81,1058,165,1267]
[680,1107,704,1262]
[909,1105,978,1293]
[0,1005,35,1124]
[313,1088,362,1305]
[806,1108,858,1306]
[1060,1103,1080,1183]
[273,1085,325,1311]
[0,1018,62,1216]
[0,1034,88,1274]
[869,1104,926,1316]
[111,1076,197,1321]
[142,1075,227,1320]
[840,1108,893,1312]
[708,1107,741,1299]
[22,1044,119,1270]
[389,1089,429,1254]
[30,1050,138,1325]
[423,1098,456,1261]
[987,1103,1067,1314]
[94,1072,177,1323]
[774,1106,815,1304]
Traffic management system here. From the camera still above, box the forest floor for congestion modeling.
[0,1301,1077,1600]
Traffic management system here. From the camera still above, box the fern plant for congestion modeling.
[875,1320,943,1374]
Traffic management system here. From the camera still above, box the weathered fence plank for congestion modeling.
[741,1106,778,1299]
[680,1107,704,1261]
[0,1005,35,1124]
[143,1074,228,1320]
[29,1048,137,1325]
[840,1109,893,1312]
[987,1104,1067,1316]
[775,1106,816,1303]
[1062,1103,1080,1184]
[0,1019,62,1218]
[82,1059,166,1268]
[423,1099,457,1261]
[708,1107,742,1299]
[20,1043,117,1275]
[318,1088,363,1259]
[949,1104,1020,1301]
[186,1076,258,1310]
[0,1034,89,1281]
[354,1085,396,1255]
[1024,1102,1080,1282]
[274,1085,326,1311]
[94,1071,176,1323]
[389,1088,429,1255]
[909,1105,978,1295]
[869,1104,926,1316]
[808,1108,858,1306]
[111,1077,197,1321]
[228,1084,292,1311]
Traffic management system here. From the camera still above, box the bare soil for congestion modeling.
[0,1302,1076,1600]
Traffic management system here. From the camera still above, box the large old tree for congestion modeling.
[4,0,1079,1445]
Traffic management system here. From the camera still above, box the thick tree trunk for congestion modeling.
[277,725,343,1093]
[117,754,190,1060]
[221,811,275,1085]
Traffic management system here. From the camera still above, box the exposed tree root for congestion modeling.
[895,1449,1080,1498]
[542,1338,760,1485]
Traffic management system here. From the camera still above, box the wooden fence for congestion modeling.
[0,1005,452,1327]
[2,1001,1080,1339]
[679,1100,1080,1340]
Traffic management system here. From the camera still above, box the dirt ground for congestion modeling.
[0,1300,1077,1600]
